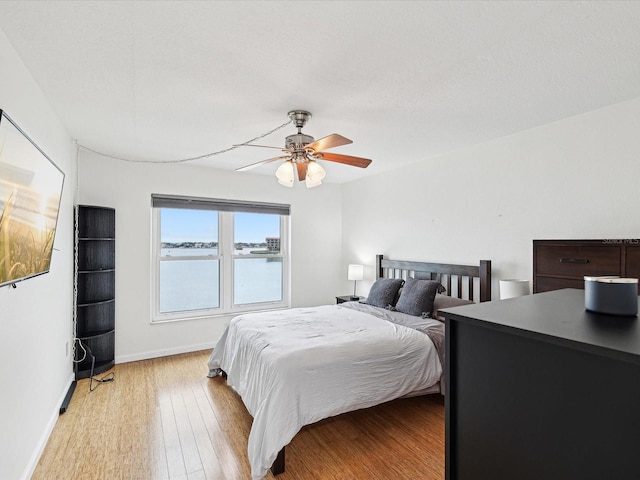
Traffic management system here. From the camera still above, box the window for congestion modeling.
[151,195,290,322]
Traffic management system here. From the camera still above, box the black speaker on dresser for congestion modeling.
[75,205,115,379]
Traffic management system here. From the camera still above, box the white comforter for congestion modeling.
[207,303,442,480]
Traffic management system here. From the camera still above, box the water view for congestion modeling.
[158,210,283,314]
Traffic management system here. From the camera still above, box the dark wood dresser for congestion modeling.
[442,289,640,480]
[533,239,640,293]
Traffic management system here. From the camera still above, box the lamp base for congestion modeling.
[350,295,360,301]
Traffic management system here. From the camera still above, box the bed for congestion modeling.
[207,254,491,479]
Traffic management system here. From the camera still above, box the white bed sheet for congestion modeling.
[207,304,442,480]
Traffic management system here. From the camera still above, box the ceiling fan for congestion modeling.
[235,110,372,188]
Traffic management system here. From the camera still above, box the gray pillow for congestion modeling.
[365,278,405,308]
[394,277,446,317]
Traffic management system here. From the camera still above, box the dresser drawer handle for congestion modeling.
[560,258,589,264]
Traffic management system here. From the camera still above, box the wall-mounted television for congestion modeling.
[0,109,65,288]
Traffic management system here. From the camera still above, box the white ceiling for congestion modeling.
[1,1,640,183]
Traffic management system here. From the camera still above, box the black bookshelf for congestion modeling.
[75,205,115,379]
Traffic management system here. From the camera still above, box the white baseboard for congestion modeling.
[21,372,75,480]
[115,342,216,364]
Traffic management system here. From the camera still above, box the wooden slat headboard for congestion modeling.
[376,254,492,302]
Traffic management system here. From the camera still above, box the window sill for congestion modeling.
[151,304,291,324]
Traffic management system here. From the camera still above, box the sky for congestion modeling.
[161,209,279,243]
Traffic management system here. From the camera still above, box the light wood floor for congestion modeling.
[33,350,445,480]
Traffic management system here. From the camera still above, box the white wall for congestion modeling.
[78,152,343,362]
[342,97,640,298]
[0,30,75,480]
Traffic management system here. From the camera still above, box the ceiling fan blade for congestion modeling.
[296,161,308,181]
[234,143,290,152]
[236,155,290,172]
[305,134,352,153]
[317,152,372,168]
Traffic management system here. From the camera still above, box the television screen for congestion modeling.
[0,110,65,288]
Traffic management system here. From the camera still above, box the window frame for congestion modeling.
[150,195,290,323]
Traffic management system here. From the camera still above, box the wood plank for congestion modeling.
[170,389,203,474]
[182,386,226,480]
[159,392,189,478]
[192,383,245,479]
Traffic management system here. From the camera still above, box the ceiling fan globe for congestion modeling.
[305,160,326,189]
[275,160,294,187]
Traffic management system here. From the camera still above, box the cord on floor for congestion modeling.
[85,345,116,392]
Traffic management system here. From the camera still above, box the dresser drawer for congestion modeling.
[534,276,585,293]
[535,245,621,277]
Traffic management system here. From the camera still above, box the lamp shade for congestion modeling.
[305,160,326,188]
[275,160,294,187]
[499,279,531,299]
[348,264,364,281]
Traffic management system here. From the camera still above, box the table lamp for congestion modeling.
[348,264,364,300]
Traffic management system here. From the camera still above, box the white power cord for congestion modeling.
[77,119,292,164]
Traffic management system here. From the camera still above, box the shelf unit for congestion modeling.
[75,205,115,379]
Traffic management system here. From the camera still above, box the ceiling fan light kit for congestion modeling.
[236,110,372,188]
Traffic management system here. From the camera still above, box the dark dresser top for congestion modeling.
[441,288,640,366]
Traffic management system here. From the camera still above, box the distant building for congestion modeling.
[266,237,280,251]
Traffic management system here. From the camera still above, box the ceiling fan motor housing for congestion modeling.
[286,110,315,160]
[285,133,314,153]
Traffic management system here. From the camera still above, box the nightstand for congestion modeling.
[336,295,364,304]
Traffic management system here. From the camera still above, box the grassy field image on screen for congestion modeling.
[0,110,64,287]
